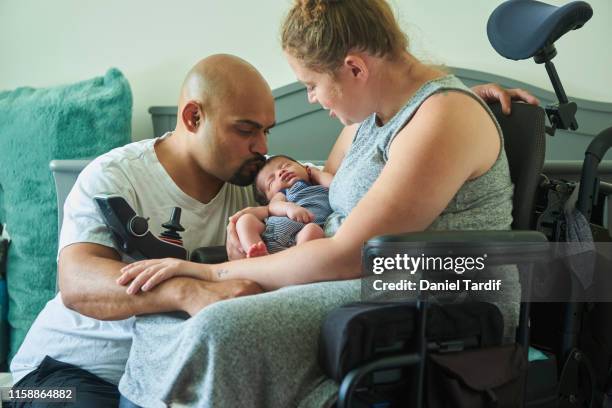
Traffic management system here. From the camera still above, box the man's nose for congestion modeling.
[251,131,268,156]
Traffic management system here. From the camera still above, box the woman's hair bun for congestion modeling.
[296,0,340,24]
[282,0,408,73]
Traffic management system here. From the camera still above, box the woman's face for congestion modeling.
[285,52,364,126]
[255,157,309,200]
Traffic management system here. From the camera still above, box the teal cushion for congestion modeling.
[1,224,8,367]
[0,277,7,371]
[0,68,132,358]
[0,188,4,225]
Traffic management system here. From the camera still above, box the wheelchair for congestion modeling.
[314,1,612,407]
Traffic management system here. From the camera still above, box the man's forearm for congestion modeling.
[59,250,187,320]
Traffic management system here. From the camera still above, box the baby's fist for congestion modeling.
[287,206,314,223]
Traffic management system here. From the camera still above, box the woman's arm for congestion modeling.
[119,92,498,292]
[308,166,334,188]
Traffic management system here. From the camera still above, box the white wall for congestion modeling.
[1,0,610,141]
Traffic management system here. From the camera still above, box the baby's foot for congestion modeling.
[247,241,269,258]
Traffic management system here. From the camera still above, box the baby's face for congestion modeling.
[255,157,309,200]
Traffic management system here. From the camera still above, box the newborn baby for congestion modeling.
[234,155,333,257]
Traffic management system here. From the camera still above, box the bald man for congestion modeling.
[9,55,273,408]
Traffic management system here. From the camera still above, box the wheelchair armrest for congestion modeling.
[190,246,228,264]
[367,230,549,265]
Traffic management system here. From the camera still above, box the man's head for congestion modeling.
[255,155,310,203]
[177,54,275,186]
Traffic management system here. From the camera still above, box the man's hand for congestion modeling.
[471,83,540,115]
[286,204,314,223]
[180,279,263,317]
[226,220,246,260]
[226,207,268,261]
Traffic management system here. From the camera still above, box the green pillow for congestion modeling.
[0,68,132,358]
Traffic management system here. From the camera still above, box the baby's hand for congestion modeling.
[286,205,314,223]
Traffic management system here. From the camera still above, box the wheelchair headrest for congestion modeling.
[487,0,593,61]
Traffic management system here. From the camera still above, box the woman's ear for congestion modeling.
[343,54,369,81]
[182,101,203,133]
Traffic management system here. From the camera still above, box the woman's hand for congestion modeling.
[286,204,314,223]
[471,83,540,115]
[117,258,212,294]
[307,166,334,188]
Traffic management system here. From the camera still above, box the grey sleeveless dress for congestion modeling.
[118,75,519,408]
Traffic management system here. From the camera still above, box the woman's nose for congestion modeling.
[307,91,317,104]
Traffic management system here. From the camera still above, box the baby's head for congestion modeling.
[254,155,310,203]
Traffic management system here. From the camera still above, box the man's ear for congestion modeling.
[182,101,203,133]
[343,54,369,81]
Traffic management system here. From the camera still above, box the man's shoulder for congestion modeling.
[90,138,155,169]
[69,138,156,200]
[81,139,155,179]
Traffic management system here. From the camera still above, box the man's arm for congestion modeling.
[59,243,261,320]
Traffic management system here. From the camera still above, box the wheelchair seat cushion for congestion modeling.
[487,0,593,60]
[319,301,504,382]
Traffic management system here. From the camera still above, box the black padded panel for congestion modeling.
[489,102,546,230]
[487,0,592,61]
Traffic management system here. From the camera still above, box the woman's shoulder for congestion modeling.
[419,86,488,117]
[392,86,501,180]
[412,88,499,141]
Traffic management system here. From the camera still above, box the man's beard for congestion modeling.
[228,154,266,186]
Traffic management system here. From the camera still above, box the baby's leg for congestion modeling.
[295,223,325,245]
[236,214,268,257]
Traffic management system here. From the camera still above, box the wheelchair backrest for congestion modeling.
[49,160,92,232]
[49,159,90,293]
[488,102,546,230]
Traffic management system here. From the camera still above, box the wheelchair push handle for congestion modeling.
[577,126,612,221]
[585,126,612,161]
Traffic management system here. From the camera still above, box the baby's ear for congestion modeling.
[253,185,269,205]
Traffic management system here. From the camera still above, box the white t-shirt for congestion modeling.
[10,134,256,385]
